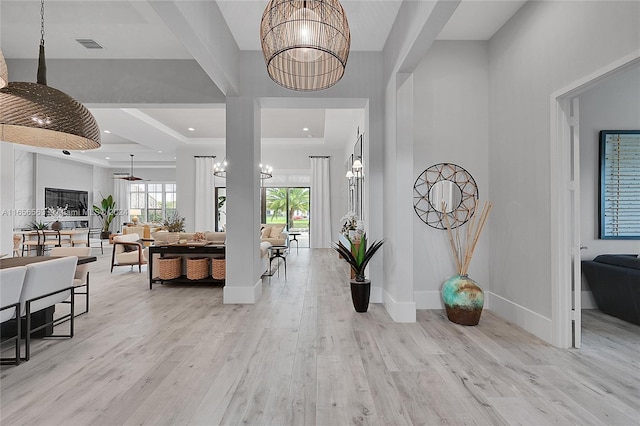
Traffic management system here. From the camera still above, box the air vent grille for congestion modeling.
[75,39,103,49]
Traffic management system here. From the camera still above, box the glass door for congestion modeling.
[263,187,310,248]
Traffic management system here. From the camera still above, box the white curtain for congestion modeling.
[113,177,129,233]
[310,157,332,248]
[194,157,215,231]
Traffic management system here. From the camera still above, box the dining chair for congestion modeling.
[21,231,42,256]
[40,230,62,254]
[0,266,27,365]
[50,247,92,317]
[19,256,77,361]
[12,234,22,257]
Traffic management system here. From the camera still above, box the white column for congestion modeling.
[0,143,15,254]
[223,97,262,304]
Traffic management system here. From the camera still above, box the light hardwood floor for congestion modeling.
[1,248,639,425]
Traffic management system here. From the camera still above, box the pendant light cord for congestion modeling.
[37,0,47,85]
[40,0,45,47]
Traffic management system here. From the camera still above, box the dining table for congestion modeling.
[16,229,90,256]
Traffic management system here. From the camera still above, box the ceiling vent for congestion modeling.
[75,39,103,49]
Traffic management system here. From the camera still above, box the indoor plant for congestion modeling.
[92,194,117,239]
[333,233,384,312]
[163,211,185,232]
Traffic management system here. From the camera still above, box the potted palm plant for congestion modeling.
[333,234,384,312]
[92,194,117,239]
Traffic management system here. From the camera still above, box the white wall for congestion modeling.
[412,41,490,308]
[488,0,640,338]
[579,65,640,262]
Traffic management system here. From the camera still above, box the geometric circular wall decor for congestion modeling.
[413,162,479,229]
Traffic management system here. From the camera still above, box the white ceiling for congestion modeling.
[1,0,526,168]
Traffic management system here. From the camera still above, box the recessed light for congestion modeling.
[158,150,163,153]
[103,130,111,134]
[302,127,309,132]
[188,127,195,132]
[105,157,110,160]
[307,134,313,138]
[62,150,70,155]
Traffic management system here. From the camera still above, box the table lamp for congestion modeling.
[130,209,142,225]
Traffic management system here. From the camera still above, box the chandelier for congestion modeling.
[0,0,100,150]
[213,159,273,180]
[260,0,350,91]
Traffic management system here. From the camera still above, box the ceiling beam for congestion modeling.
[149,0,240,97]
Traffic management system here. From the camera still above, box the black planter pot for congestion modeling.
[100,231,111,240]
[350,279,371,312]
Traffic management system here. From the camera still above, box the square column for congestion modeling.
[223,97,263,303]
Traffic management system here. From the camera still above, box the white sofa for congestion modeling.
[260,224,289,246]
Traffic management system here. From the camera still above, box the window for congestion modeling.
[599,130,640,239]
[129,182,177,223]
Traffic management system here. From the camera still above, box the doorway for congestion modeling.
[551,52,640,348]
[262,187,310,248]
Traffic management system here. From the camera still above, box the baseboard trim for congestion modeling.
[223,279,263,304]
[370,285,382,303]
[486,291,553,344]
[383,289,416,322]
[414,291,444,309]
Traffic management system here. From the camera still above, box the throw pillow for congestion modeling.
[270,225,285,238]
[261,226,271,239]
[122,244,137,252]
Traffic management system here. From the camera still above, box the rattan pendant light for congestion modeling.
[0,0,100,150]
[0,49,8,89]
[260,0,350,91]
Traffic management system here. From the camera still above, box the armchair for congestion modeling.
[111,233,148,273]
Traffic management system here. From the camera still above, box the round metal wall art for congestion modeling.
[413,163,479,229]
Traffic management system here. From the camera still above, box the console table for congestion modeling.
[148,244,225,289]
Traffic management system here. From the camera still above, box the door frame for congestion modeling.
[550,50,640,348]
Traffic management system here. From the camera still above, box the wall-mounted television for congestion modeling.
[45,187,89,217]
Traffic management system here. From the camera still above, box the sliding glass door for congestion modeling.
[264,187,310,248]
[214,186,310,247]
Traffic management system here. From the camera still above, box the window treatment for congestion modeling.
[310,157,332,248]
[194,157,215,231]
[113,177,129,234]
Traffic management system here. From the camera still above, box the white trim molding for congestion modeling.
[383,289,416,323]
[414,291,444,310]
[486,291,553,344]
[223,279,263,304]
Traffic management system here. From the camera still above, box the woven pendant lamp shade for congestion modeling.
[260,0,350,91]
[0,82,101,150]
[0,49,7,89]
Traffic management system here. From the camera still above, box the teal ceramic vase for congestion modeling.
[442,274,484,326]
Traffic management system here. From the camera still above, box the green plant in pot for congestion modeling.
[332,233,384,312]
[29,221,49,230]
[92,194,116,239]
[163,211,185,232]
